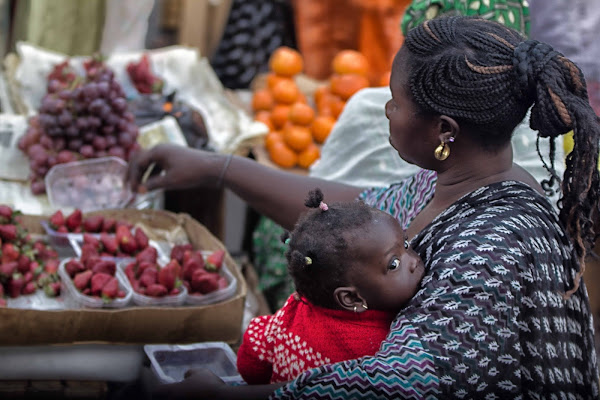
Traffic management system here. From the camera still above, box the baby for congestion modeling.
[237,188,425,384]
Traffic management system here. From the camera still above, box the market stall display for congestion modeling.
[250,47,373,173]
[0,208,246,346]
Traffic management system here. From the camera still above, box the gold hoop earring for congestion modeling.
[434,142,450,161]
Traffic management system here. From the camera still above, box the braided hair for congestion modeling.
[404,16,600,296]
[284,188,379,309]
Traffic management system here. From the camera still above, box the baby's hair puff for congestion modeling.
[284,188,378,309]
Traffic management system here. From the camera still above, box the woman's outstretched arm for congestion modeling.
[127,144,363,230]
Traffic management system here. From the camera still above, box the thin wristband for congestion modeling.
[217,153,234,188]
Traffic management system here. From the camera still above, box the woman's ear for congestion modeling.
[439,115,460,143]
[333,287,367,313]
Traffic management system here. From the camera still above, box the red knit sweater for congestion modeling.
[236,294,396,384]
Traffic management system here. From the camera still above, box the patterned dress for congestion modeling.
[272,174,599,399]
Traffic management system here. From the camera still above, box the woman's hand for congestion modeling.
[126,143,225,193]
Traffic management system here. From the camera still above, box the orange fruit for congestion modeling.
[332,50,369,77]
[297,92,308,104]
[270,104,291,129]
[269,141,298,168]
[330,73,369,101]
[298,143,320,169]
[329,95,346,119]
[311,116,336,144]
[288,102,315,126]
[314,85,330,106]
[272,80,300,105]
[269,46,303,77]
[266,73,293,91]
[379,71,391,87]
[265,130,284,152]
[255,110,274,131]
[252,89,274,112]
[283,124,313,152]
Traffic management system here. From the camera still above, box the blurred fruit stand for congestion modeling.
[0,42,267,396]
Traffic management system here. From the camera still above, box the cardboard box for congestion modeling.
[0,209,247,345]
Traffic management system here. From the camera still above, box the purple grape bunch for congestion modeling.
[18,57,141,195]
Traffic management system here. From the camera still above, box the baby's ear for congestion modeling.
[333,287,367,313]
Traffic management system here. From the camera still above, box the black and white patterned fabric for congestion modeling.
[210,0,295,89]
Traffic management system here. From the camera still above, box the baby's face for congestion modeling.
[348,212,425,312]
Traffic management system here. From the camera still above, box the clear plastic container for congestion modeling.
[58,258,132,309]
[45,157,133,213]
[144,342,244,385]
[118,260,188,307]
[185,253,237,306]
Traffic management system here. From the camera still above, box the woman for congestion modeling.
[129,16,600,398]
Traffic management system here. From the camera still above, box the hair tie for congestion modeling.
[319,201,328,211]
[305,256,312,265]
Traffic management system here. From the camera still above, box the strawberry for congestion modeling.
[139,267,158,288]
[73,270,93,291]
[64,259,85,277]
[101,218,116,233]
[83,215,104,233]
[83,233,101,250]
[100,233,118,255]
[170,244,194,265]
[17,254,31,274]
[136,246,158,264]
[8,273,25,297]
[2,243,20,262]
[0,262,18,278]
[191,272,219,294]
[91,260,116,276]
[48,210,65,230]
[145,283,168,297]
[205,249,225,272]
[22,281,37,295]
[0,225,18,242]
[23,271,34,283]
[134,227,149,249]
[44,259,58,274]
[137,261,156,277]
[117,290,126,298]
[44,281,61,297]
[101,277,119,299]
[0,205,13,223]
[170,288,181,295]
[124,262,137,282]
[38,246,58,262]
[80,244,99,264]
[65,209,82,231]
[84,256,103,271]
[182,256,204,282]
[57,225,68,233]
[0,299,6,307]
[116,225,137,255]
[158,260,180,292]
[91,272,113,295]
[30,261,42,275]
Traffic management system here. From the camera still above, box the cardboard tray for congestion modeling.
[0,209,247,345]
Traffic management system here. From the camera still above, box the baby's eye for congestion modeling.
[389,258,401,271]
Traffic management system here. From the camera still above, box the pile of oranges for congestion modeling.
[252,47,371,170]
